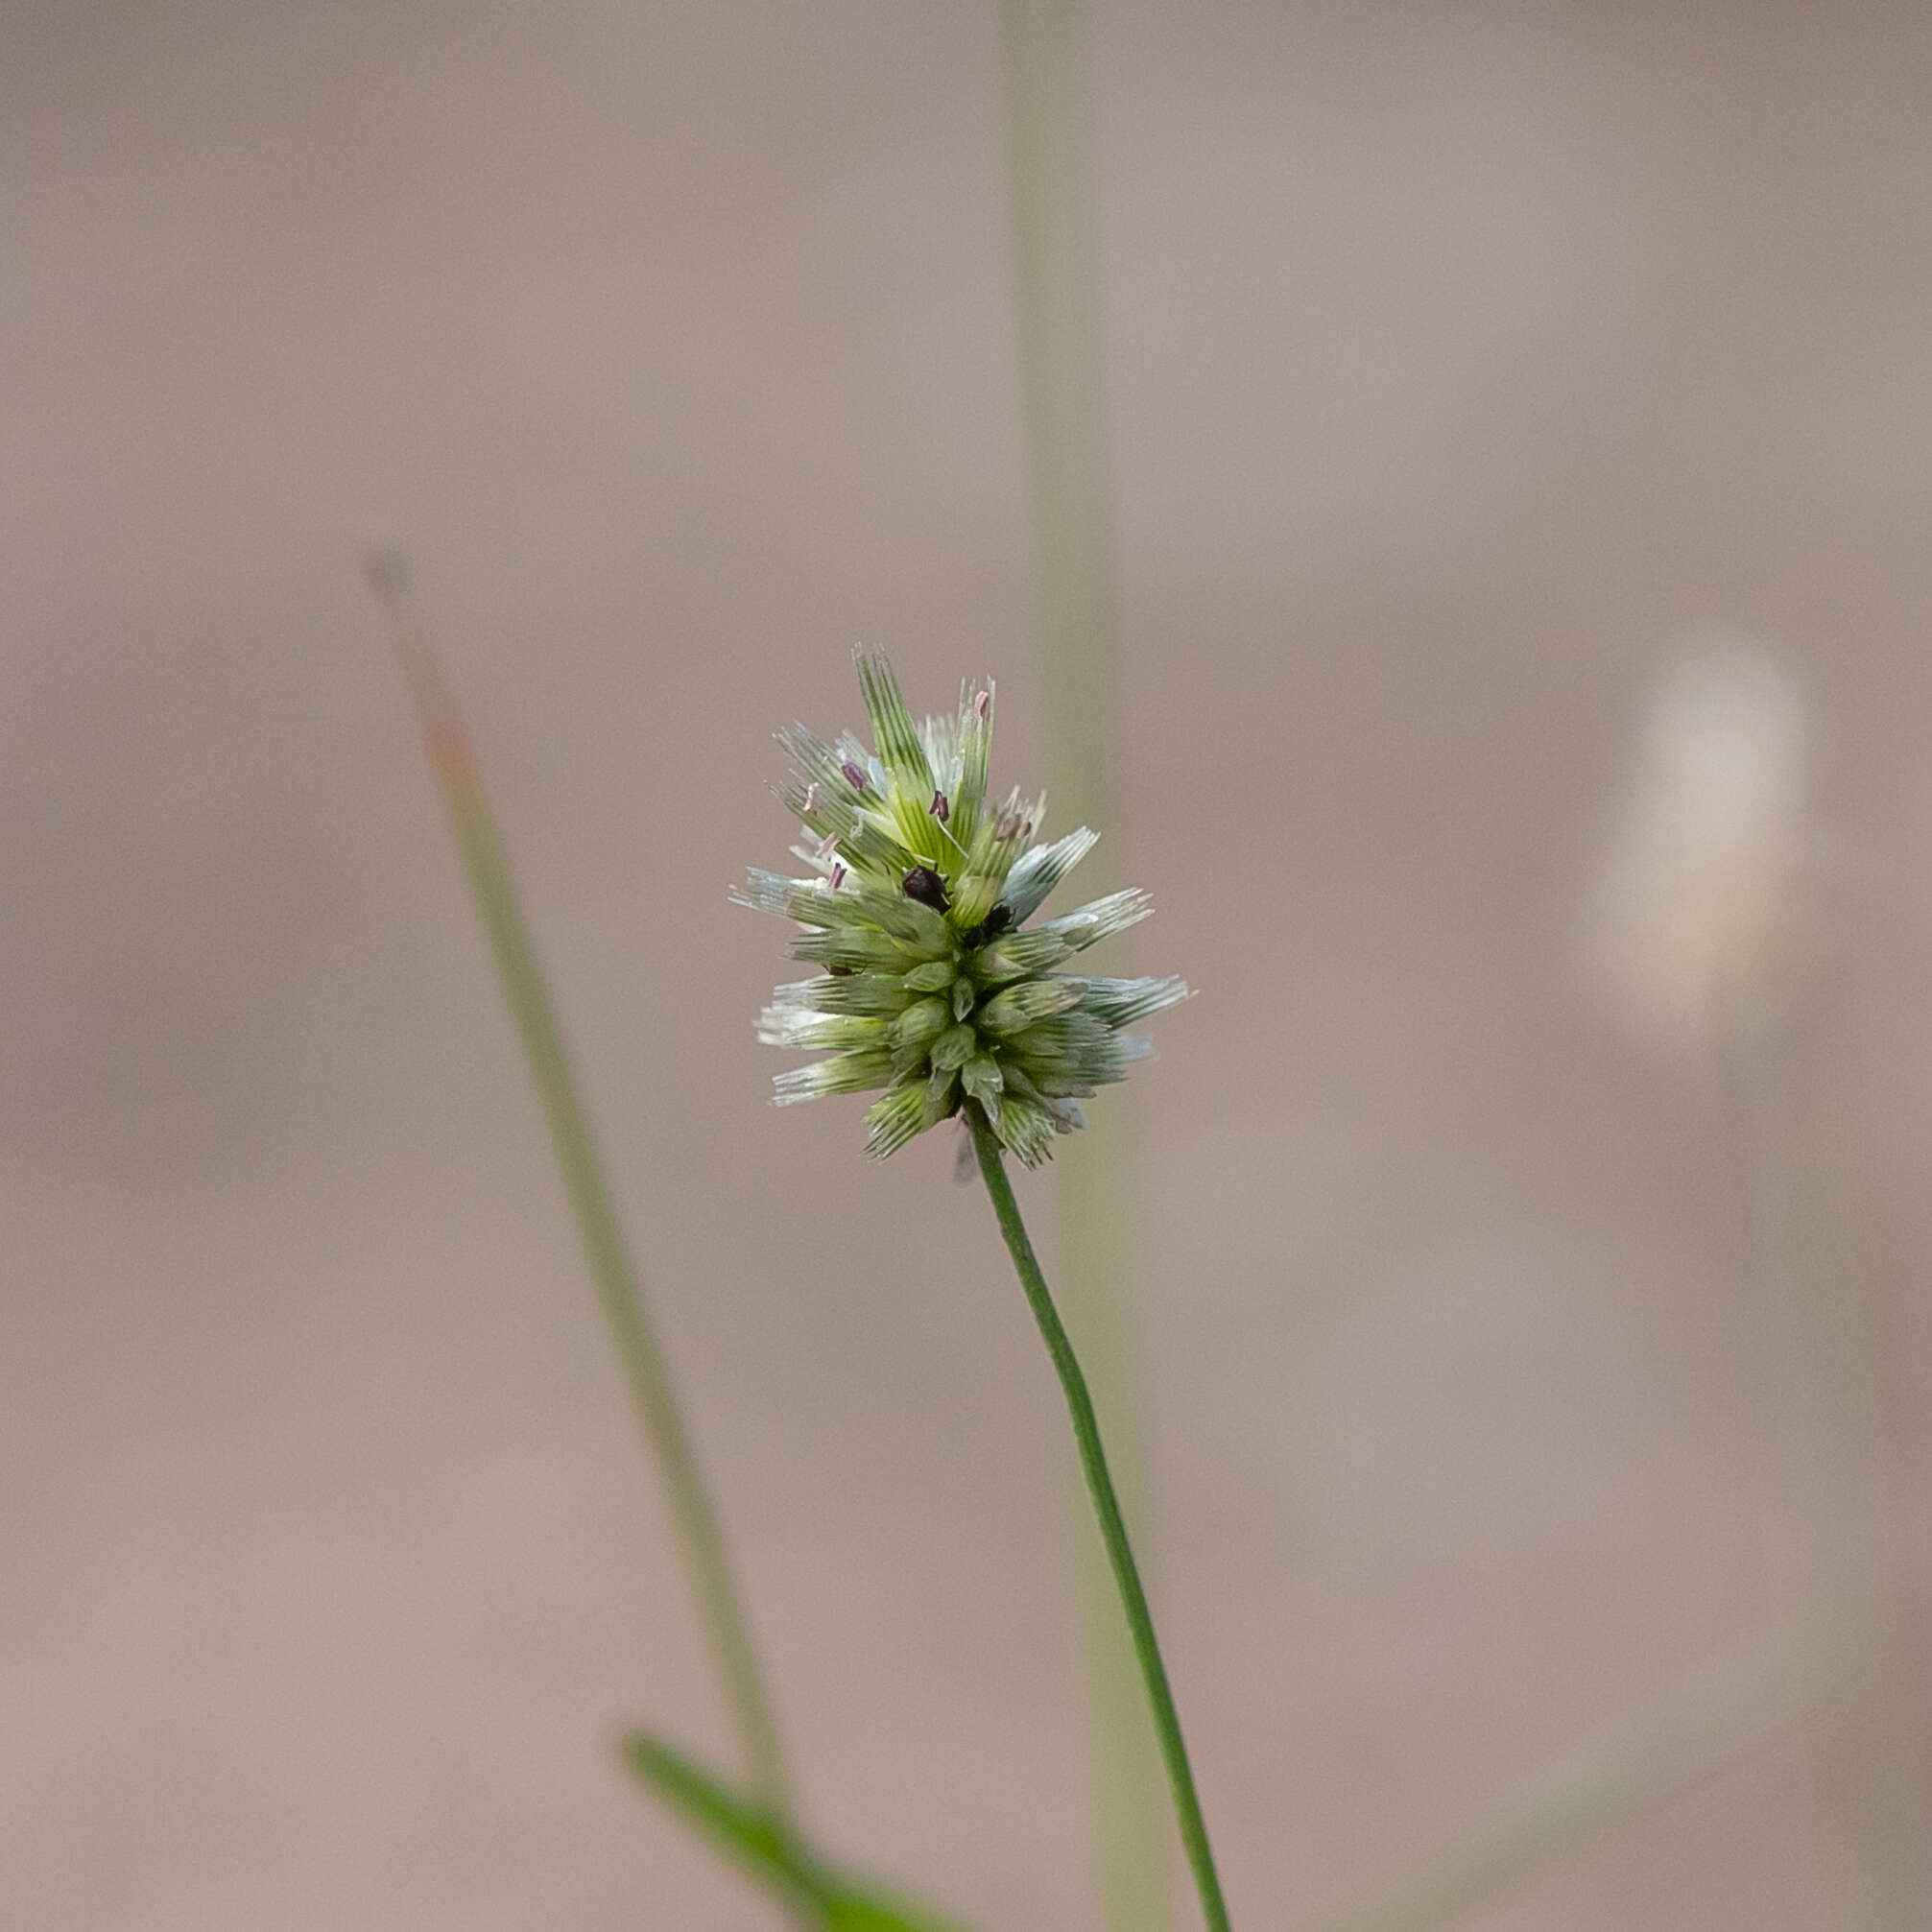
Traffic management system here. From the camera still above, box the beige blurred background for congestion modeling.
[7,3,1932,1926]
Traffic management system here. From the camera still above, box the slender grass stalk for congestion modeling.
[999,0,1114,823]
[998,5,1170,1923]
[966,1104,1231,1932]
[1300,1624,1833,1932]
[1059,1113,1166,1923]
[365,552,794,1820]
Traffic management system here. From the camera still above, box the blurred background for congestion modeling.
[6,3,1932,1926]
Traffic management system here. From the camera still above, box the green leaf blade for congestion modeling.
[622,1731,974,1932]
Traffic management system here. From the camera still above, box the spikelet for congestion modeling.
[736,651,1188,1162]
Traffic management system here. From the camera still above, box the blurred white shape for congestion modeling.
[1581,634,1821,1059]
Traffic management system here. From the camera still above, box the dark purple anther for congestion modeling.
[959,902,1013,949]
[842,760,868,790]
[901,865,950,913]
[828,862,847,891]
[929,788,949,823]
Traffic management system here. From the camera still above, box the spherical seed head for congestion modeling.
[735,651,1189,1164]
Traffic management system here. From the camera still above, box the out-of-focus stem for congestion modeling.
[1300,1625,1834,1932]
[366,553,795,1822]
[1724,1026,1932,1929]
[1301,1012,1927,1932]
[999,6,1169,1926]
[999,0,1113,835]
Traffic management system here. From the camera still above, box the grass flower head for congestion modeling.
[737,651,1186,1164]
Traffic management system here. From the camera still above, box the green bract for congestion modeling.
[736,651,1187,1165]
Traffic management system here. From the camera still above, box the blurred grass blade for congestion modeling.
[1000,6,1169,1927]
[366,551,792,1816]
[820,1893,972,1932]
[1724,1031,1932,1926]
[623,1730,808,1903]
[1300,1625,1834,1932]
[623,1732,973,1932]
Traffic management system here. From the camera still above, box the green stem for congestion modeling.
[367,554,794,1822]
[966,1105,1231,1932]
[998,11,1169,1910]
